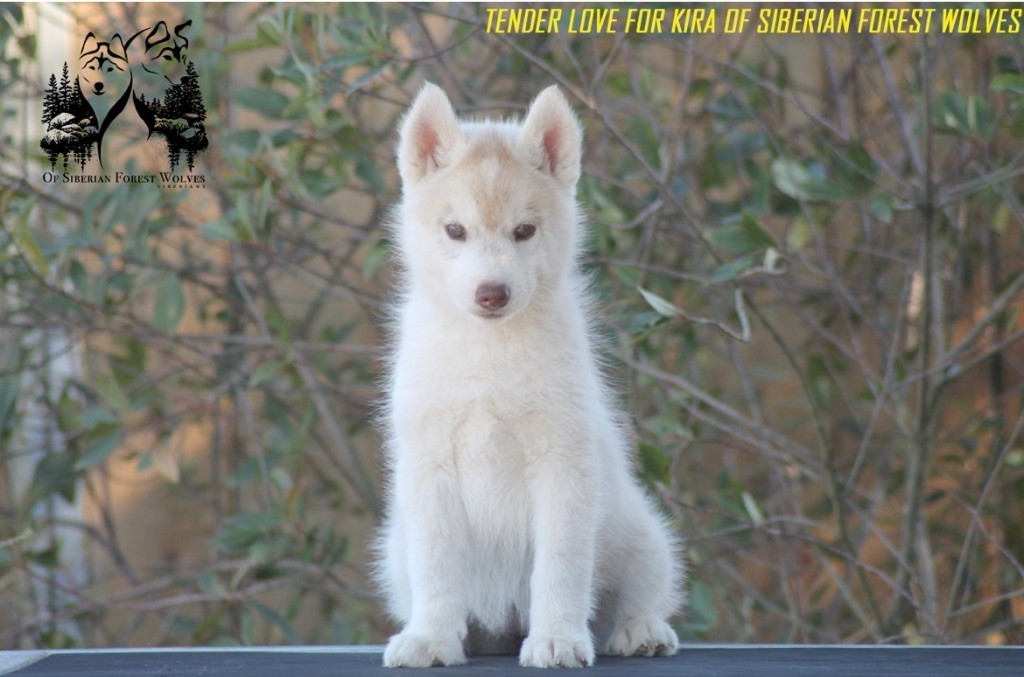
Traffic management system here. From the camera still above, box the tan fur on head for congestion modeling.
[391,84,584,322]
[398,83,583,190]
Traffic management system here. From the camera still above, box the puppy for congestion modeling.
[377,84,685,668]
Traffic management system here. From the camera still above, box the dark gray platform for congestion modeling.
[2,646,1021,676]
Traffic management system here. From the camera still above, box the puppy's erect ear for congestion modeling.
[518,86,582,187]
[398,83,461,184]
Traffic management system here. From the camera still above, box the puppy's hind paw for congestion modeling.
[605,618,678,657]
[383,631,467,668]
[519,632,595,668]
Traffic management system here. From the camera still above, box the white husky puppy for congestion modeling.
[377,83,685,669]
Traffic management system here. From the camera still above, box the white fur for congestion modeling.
[377,83,685,669]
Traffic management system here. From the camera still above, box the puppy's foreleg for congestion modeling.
[520,453,599,668]
[383,460,470,668]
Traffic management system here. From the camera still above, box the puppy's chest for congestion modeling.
[449,398,529,470]
[449,401,534,531]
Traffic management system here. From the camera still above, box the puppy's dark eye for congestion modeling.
[444,222,466,241]
[513,223,536,242]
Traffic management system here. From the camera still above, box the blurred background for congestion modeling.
[2,1,1023,649]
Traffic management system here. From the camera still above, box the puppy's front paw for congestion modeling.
[383,631,466,668]
[519,631,595,668]
[605,618,678,657]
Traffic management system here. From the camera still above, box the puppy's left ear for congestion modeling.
[518,86,582,187]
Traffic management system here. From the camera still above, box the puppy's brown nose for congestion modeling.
[476,283,510,311]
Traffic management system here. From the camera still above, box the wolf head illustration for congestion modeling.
[130,20,192,89]
[78,32,133,166]
[78,33,131,108]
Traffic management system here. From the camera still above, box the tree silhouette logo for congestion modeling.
[41,20,208,174]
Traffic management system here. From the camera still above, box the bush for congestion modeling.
[2,3,1023,648]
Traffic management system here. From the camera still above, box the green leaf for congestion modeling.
[228,129,261,149]
[771,158,846,201]
[710,252,761,283]
[638,442,671,484]
[641,414,693,441]
[771,158,812,199]
[684,580,718,634]
[966,95,994,137]
[992,73,1024,96]
[355,152,387,193]
[14,210,49,275]
[806,354,833,406]
[934,91,970,136]
[25,453,80,507]
[247,600,302,644]
[830,140,876,195]
[361,239,390,279]
[79,407,118,430]
[154,275,186,334]
[270,129,301,147]
[94,372,131,413]
[222,37,271,55]
[638,287,680,318]
[1010,109,1024,139]
[249,361,283,387]
[870,194,894,224]
[271,467,293,494]
[299,170,341,199]
[708,214,775,255]
[75,426,123,470]
[265,306,291,349]
[0,375,20,440]
[202,220,238,242]
[214,512,283,552]
[627,116,662,172]
[741,491,765,524]
[27,545,60,568]
[234,87,290,119]
[786,216,813,250]
[256,18,283,46]
[322,52,372,73]
[82,190,105,235]
[347,63,388,93]
[68,259,90,301]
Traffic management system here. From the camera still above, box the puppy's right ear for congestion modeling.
[398,83,461,184]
